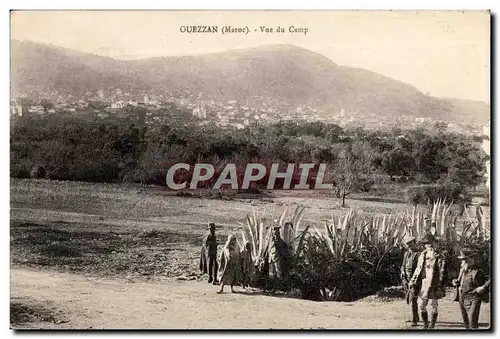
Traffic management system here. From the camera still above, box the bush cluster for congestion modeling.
[11,114,488,196]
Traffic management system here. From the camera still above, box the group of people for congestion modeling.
[401,233,490,330]
[200,222,490,330]
[199,222,253,294]
[199,222,291,294]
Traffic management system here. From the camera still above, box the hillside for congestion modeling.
[10,40,489,124]
[10,40,148,97]
[441,98,490,125]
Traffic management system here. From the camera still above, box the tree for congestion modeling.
[330,142,375,207]
[40,99,54,113]
[411,135,447,182]
[438,140,487,189]
[381,147,414,178]
[324,124,343,143]
[433,122,448,134]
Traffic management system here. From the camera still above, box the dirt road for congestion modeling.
[11,267,490,330]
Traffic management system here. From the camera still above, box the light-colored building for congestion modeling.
[111,100,125,109]
[29,105,45,114]
[192,106,207,119]
[482,125,490,191]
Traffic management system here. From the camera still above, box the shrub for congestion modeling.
[406,185,427,205]
[241,203,490,302]
[30,165,47,179]
[42,243,81,257]
[10,162,31,178]
[406,184,471,207]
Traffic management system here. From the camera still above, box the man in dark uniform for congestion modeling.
[400,236,420,326]
[453,248,490,329]
[200,222,219,284]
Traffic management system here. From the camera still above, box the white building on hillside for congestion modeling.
[482,125,490,191]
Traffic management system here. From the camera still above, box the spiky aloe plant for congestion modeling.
[239,203,490,301]
[240,205,310,283]
[430,198,454,238]
[240,208,271,266]
[305,209,410,300]
[278,205,309,258]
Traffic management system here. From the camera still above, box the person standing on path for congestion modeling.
[453,248,490,329]
[400,236,420,327]
[200,222,219,285]
[217,234,242,294]
[409,234,447,329]
[268,226,291,292]
[241,241,253,289]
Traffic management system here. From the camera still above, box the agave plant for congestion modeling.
[463,205,489,240]
[404,200,454,242]
[256,205,310,259]
[240,205,310,283]
[430,198,454,238]
[405,206,427,240]
[240,209,271,267]
[238,202,490,301]
[315,209,358,260]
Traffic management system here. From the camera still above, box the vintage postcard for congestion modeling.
[9,10,491,330]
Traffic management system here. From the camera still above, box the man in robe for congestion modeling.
[217,234,242,294]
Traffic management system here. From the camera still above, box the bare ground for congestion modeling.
[10,268,490,330]
[9,179,491,330]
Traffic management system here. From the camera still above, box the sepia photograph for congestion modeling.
[9,10,491,330]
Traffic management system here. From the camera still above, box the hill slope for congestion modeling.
[10,40,489,123]
[10,40,148,97]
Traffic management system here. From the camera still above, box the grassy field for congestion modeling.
[9,178,491,329]
[10,178,490,280]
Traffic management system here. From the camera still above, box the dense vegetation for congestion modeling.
[245,203,490,301]
[11,114,488,205]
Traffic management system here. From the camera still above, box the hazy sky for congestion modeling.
[11,10,490,103]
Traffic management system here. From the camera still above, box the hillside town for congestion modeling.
[10,88,488,136]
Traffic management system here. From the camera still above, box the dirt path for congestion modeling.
[10,268,490,330]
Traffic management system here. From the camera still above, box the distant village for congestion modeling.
[10,88,488,136]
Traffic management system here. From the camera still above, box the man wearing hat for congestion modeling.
[200,222,219,284]
[409,234,447,329]
[400,235,420,326]
[424,216,437,235]
[453,248,490,329]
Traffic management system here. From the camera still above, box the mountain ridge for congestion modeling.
[10,39,490,124]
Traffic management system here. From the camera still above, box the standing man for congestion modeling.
[202,222,219,285]
[453,248,490,329]
[409,234,447,329]
[240,241,253,289]
[401,236,420,327]
[268,226,291,291]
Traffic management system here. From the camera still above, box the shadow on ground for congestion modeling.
[10,297,69,328]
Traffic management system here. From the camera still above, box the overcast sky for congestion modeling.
[11,10,490,103]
